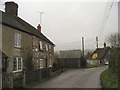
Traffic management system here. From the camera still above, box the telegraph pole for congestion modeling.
[96,36,99,64]
[82,37,84,57]
[96,36,98,48]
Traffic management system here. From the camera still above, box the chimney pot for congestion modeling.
[37,24,41,32]
[5,2,18,16]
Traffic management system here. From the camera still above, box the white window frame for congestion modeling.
[49,45,51,51]
[33,40,39,52]
[39,59,44,69]
[13,57,23,73]
[48,59,52,67]
[15,33,21,48]
[45,44,48,51]
[39,41,43,50]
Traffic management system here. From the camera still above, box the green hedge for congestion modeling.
[100,69,118,88]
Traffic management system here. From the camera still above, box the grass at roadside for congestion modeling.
[86,64,100,68]
[100,69,118,88]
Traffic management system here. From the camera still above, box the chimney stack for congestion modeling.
[37,24,41,32]
[104,42,106,48]
[5,2,18,16]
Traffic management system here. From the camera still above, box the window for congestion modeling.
[39,59,44,69]
[48,59,52,67]
[15,33,21,48]
[33,39,39,52]
[39,41,43,50]
[45,44,48,51]
[13,57,23,72]
[49,45,51,51]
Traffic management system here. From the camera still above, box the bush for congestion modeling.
[80,56,86,67]
[52,63,60,72]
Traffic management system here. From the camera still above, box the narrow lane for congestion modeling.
[33,66,108,88]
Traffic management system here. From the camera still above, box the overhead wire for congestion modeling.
[98,0,114,38]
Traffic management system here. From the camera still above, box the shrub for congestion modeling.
[80,56,86,67]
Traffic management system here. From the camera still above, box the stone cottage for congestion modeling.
[0,1,55,88]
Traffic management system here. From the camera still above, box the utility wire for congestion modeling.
[98,0,114,38]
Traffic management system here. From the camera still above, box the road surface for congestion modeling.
[33,66,108,88]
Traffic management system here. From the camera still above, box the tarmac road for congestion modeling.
[33,66,108,88]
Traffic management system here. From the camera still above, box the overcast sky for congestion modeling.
[0,0,118,51]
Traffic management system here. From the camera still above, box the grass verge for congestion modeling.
[100,69,118,88]
[86,64,100,68]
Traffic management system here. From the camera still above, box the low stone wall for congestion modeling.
[51,69,63,78]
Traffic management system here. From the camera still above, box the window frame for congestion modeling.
[45,44,48,51]
[48,59,52,67]
[33,40,39,52]
[14,33,22,48]
[39,41,43,50]
[13,57,23,73]
[49,45,51,51]
[39,59,44,69]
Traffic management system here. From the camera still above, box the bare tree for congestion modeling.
[107,33,120,48]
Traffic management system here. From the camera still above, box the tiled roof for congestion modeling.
[92,47,111,60]
[0,10,55,45]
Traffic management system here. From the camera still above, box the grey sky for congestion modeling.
[0,0,118,51]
